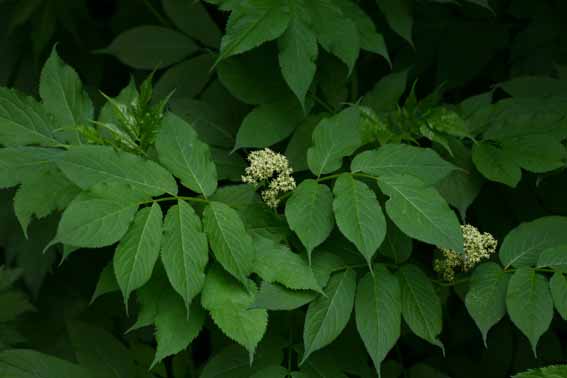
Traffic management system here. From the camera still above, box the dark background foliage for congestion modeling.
[1,0,567,377]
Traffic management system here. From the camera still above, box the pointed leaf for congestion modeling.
[278,9,318,109]
[39,46,93,143]
[91,263,119,304]
[100,26,198,69]
[336,0,389,60]
[378,175,463,253]
[302,269,356,363]
[378,220,412,264]
[156,113,217,197]
[538,245,567,272]
[307,106,362,177]
[0,147,62,188]
[235,97,304,149]
[162,0,221,47]
[55,191,139,248]
[0,350,92,378]
[398,264,444,351]
[161,201,208,313]
[153,292,205,367]
[253,236,322,292]
[465,262,510,345]
[14,168,79,236]
[57,145,178,196]
[472,142,521,188]
[252,281,317,311]
[376,0,413,47]
[285,179,334,262]
[355,264,401,375]
[352,144,458,185]
[499,216,567,269]
[203,201,255,284]
[201,266,268,359]
[0,88,60,147]
[506,268,553,356]
[550,272,567,321]
[114,203,163,306]
[333,174,386,267]
[306,0,360,72]
[217,0,291,62]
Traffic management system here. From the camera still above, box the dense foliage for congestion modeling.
[1,0,567,377]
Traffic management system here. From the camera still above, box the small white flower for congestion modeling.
[242,148,296,208]
[434,225,497,281]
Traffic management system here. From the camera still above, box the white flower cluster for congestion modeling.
[434,224,498,281]
[241,148,296,208]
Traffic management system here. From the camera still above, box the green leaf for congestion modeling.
[212,147,246,182]
[235,97,304,149]
[506,268,553,356]
[472,142,521,188]
[67,321,137,378]
[307,106,362,176]
[14,168,79,236]
[161,201,208,313]
[203,201,255,285]
[362,69,409,113]
[352,144,458,185]
[537,245,567,272]
[253,236,322,292]
[162,0,221,47]
[154,54,214,101]
[250,365,288,378]
[286,115,321,172]
[114,203,163,308]
[435,139,483,221]
[378,220,413,264]
[217,46,291,105]
[0,349,92,378]
[156,113,217,197]
[355,264,401,376]
[398,264,444,351]
[100,26,198,69]
[513,365,567,378]
[90,263,119,304]
[39,46,93,143]
[251,281,317,310]
[305,0,360,73]
[378,175,463,253]
[201,266,268,359]
[153,292,205,367]
[54,185,144,249]
[217,0,291,63]
[499,217,567,269]
[302,269,356,363]
[464,262,510,345]
[278,8,318,110]
[171,99,237,149]
[501,136,565,173]
[550,272,567,321]
[376,0,413,47]
[336,0,389,61]
[57,145,178,196]
[0,147,62,188]
[200,343,283,378]
[333,174,387,267]
[0,88,60,147]
[285,179,334,262]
